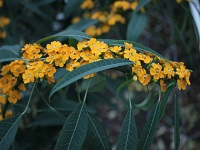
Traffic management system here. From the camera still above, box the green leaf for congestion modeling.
[0,114,21,150]
[116,79,133,96]
[36,29,91,44]
[116,108,137,150]
[85,113,111,150]
[67,19,99,31]
[64,0,83,19]
[135,92,154,111]
[108,40,168,61]
[19,1,51,21]
[159,84,175,120]
[49,58,133,99]
[55,103,88,150]
[174,94,180,150]
[0,45,21,63]
[78,74,106,93]
[137,100,160,150]
[127,13,147,41]
[135,0,151,12]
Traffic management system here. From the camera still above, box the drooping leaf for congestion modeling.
[0,114,21,150]
[0,45,21,63]
[116,79,133,96]
[137,100,160,150]
[36,29,91,44]
[64,0,83,19]
[135,92,154,111]
[54,103,88,150]
[116,108,137,150]
[49,58,133,99]
[127,13,147,41]
[135,0,151,12]
[174,94,180,150]
[67,19,99,31]
[84,113,111,150]
[159,84,175,120]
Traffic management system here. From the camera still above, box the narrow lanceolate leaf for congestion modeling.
[116,108,137,150]
[49,58,133,99]
[0,45,21,62]
[67,19,99,31]
[174,94,180,150]
[0,114,21,150]
[127,13,147,41]
[85,113,111,150]
[159,84,175,120]
[135,0,151,12]
[137,100,160,150]
[36,29,91,44]
[108,40,168,61]
[55,103,88,150]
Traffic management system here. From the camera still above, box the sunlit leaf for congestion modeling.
[36,29,91,44]
[127,13,147,41]
[116,108,137,150]
[49,58,133,99]
[84,113,111,150]
[0,114,21,150]
[55,103,88,150]
[174,94,180,150]
[137,100,160,150]
[0,45,21,63]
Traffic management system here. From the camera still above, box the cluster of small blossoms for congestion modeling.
[0,38,191,120]
[0,0,10,39]
[72,0,139,37]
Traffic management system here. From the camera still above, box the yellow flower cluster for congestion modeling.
[0,38,191,120]
[0,0,10,39]
[72,0,138,37]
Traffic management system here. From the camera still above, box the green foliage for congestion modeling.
[0,0,196,149]
[116,108,138,150]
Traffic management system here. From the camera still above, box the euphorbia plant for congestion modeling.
[0,29,191,150]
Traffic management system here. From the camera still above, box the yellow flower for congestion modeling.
[43,64,56,77]
[107,14,125,25]
[18,83,26,91]
[22,69,35,84]
[176,65,188,79]
[138,53,152,64]
[0,75,17,93]
[77,40,88,51]
[124,48,139,62]
[46,41,62,52]
[160,79,167,92]
[81,0,94,9]
[150,63,164,80]
[90,41,108,55]
[104,51,114,59]
[177,79,187,90]
[66,59,80,71]
[138,69,151,86]
[0,95,6,104]
[8,90,21,104]
[132,62,143,77]
[110,46,121,53]
[113,1,130,11]
[69,47,80,60]
[163,63,175,79]
[46,51,58,64]
[71,17,81,24]
[130,1,138,10]
[33,61,46,78]
[0,16,10,28]
[80,49,93,61]
[21,44,42,60]
[1,65,10,75]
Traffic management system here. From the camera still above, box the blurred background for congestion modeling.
[0,0,200,149]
